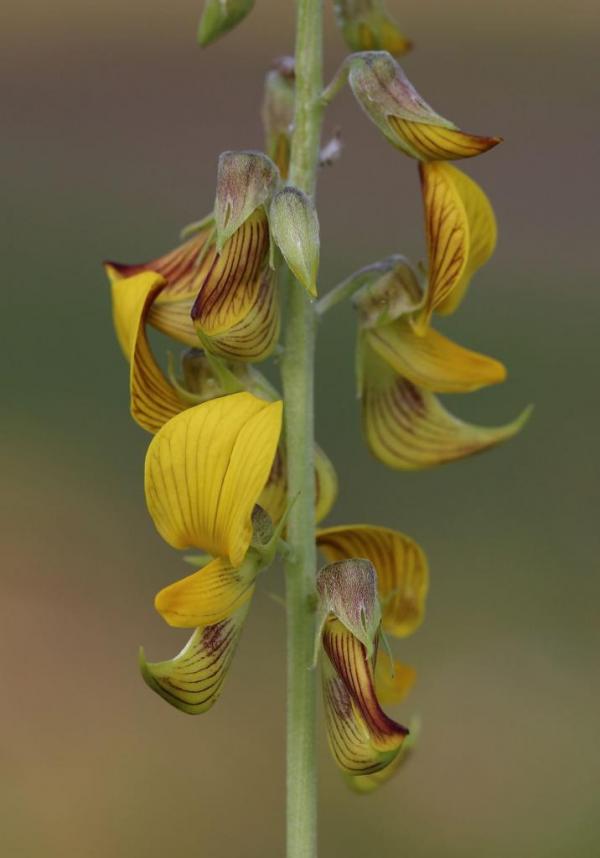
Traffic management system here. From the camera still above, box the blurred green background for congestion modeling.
[3,1,599,855]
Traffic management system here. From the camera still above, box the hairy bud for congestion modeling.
[269,187,320,297]
[214,150,280,251]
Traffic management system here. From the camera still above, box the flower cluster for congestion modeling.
[106,31,526,793]
[322,51,530,469]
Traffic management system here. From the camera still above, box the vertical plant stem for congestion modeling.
[282,2,323,857]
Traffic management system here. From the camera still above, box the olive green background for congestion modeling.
[3,1,599,855]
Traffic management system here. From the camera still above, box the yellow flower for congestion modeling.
[315,524,427,785]
[107,208,279,362]
[360,338,530,470]
[348,52,501,162]
[140,392,283,713]
[353,269,527,470]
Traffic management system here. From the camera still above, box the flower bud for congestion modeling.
[317,558,381,656]
[269,187,320,297]
[333,0,411,56]
[214,150,280,251]
[262,57,296,179]
[348,52,501,161]
[197,0,254,47]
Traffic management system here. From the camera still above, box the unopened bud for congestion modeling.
[269,187,320,297]
[197,0,255,47]
[262,57,296,179]
[334,0,412,56]
[214,150,280,251]
[317,558,381,655]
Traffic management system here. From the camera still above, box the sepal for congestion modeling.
[348,52,501,161]
[317,523,429,638]
[269,187,320,297]
[197,0,254,47]
[317,558,381,656]
[214,151,280,251]
[352,255,423,327]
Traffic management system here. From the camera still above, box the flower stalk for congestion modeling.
[281,1,324,856]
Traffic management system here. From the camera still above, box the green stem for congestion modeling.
[281,2,324,857]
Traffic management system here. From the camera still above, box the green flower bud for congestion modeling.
[262,57,296,180]
[197,0,255,47]
[214,150,280,251]
[317,558,382,656]
[269,187,320,297]
[333,0,412,57]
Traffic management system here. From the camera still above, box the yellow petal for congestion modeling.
[417,160,469,326]
[322,618,408,775]
[388,117,501,161]
[109,271,188,433]
[106,225,217,347]
[140,603,249,715]
[418,161,497,326]
[154,555,258,628]
[145,392,283,565]
[361,340,531,470]
[346,720,419,793]
[374,649,416,706]
[436,164,498,315]
[192,210,280,362]
[366,319,506,393]
[317,523,429,637]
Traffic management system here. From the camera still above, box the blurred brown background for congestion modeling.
[3,1,599,855]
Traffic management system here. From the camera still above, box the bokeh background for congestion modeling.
[3,1,600,855]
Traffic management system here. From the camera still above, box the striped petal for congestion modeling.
[348,53,500,162]
[322,617,408,775]
[435,164,498,316]
[347,722,418,793]
[154,555,259,628]
[361,340,531,470]
[191,210,280,361]
[145,392,283,566]
[387,117,500,161]
[418,161,497,326]
[317,523,428,637]
[366,319,506,394]
[109,270,188,433]
[140,603,249,715]
[106,224,217,348]
[374,649,416,706]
